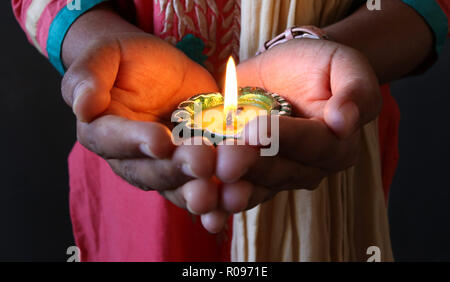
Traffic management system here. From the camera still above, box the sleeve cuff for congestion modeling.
[46,0,109,75]
[401,0,448,55]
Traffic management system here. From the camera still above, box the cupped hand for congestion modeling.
[216,38,382,213]
[62,33,225,232]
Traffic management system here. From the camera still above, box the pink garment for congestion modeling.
[68,142,231,261]
[12,0,67,56]
[70,0,239,261]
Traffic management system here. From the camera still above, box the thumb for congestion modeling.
[324,82,382,138]
[61,43,120,122]
[324,48,382,138]
[324,96,361,139]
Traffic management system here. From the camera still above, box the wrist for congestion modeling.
[322,0,436,84]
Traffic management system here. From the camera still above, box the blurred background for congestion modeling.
[1,1,449,261]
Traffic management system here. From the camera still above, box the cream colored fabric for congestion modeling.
[233,0,393,262]
[239,0,355,61]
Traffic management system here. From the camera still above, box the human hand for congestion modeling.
[62,33,226,232]
[215,39,382,213]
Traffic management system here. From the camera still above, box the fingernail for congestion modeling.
[202,137,214,147]
[72,82,88,118]
[183,187,198,214]
[139,143,158,159]
[181,163,199,178]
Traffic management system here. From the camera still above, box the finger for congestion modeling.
[160,179,219,215]
[243,116,358,169]
[221,181,279,213]
[107,139,216,191]
[105,136,216,190]
[245,185,277,211]
[108,158,188,191]
[325,47,382,138]
[217,144,326,190]
[62,40,119,122]
[77,115,175,159]
[201,210,229,234]
[172,137,217,179]
[215,145,259,183]
[220,181,253,213]
[108,164,219,219]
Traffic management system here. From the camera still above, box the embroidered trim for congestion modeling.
[47,0,109,75]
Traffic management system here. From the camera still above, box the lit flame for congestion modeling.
[224,56,238,127]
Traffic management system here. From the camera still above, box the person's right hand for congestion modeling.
[62,33,227,233]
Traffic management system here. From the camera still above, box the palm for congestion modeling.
[237,39,379,128]
[214,38,382,214]
[101,35,218,122]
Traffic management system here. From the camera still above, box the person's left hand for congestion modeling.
[213,38,382,215]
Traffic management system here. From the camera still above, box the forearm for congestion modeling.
[62,3,144,68]
[324,0,434,84]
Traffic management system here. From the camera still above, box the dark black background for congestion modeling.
[1,1,449,261]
